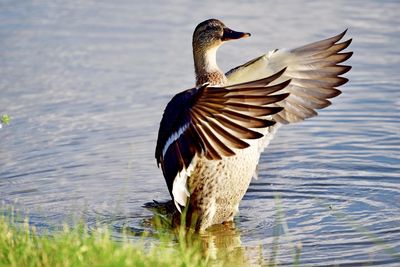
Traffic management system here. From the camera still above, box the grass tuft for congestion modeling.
[0,216,211,267]
[0,114,10,127]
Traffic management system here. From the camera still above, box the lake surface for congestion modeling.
[1,0,399,265]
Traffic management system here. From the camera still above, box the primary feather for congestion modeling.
[226,30,352,124]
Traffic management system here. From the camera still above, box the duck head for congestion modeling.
[192,19,251,86]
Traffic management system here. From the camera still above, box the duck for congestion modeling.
[155,19,352,231]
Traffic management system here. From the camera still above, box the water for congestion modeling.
[1,0,399,265]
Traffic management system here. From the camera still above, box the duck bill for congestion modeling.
[222,27,251,41]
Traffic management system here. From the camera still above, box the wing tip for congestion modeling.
[337,28,349,41]
[273,106,285,114]
[337,51,353,63]
[323,88,342,99]
[282,78,291,88]
[277,66,288,76]
[346,51,354,59]
[277,92,291,102]
[335,77,349,87]
[338,65,352,75]
[266,78,291,93]
[318,99,332,110]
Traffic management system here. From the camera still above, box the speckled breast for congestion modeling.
[186,125,278,230]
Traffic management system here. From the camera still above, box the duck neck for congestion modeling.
[193,46,226,86]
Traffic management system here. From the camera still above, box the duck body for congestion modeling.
[155,19,352,230]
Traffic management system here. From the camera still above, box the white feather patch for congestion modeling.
[162,123,190,158]
[172,158,196,213]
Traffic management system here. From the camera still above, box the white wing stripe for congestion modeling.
[161,123,190,158]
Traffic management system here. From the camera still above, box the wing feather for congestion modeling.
[156,29,353,212]
[155,73,291,211]
[226,30,352,125]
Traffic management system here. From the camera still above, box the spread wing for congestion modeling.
[155,70,290,211]
[226,30,353,124]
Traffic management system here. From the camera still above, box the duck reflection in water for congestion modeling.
[144,198,296,266]
[144,200,258,265]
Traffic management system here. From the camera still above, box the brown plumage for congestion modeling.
[155,19,352,230]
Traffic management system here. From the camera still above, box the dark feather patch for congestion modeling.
[155,72,291,197]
